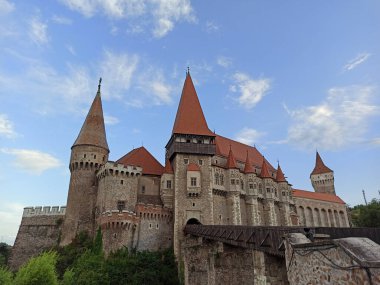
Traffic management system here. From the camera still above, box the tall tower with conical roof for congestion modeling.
[310,152,335,195]
[61,79,110,245]
[166,70,216,256]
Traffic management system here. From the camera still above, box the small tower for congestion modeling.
[61,79,110,245]
[310,152,335,195]
[226,147,242,225]
[260,157,277,225]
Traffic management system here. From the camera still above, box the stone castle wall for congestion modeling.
[9,206,65,270]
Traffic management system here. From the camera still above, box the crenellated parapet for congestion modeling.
[98,210,140,230]
[22,206,66,217]
[136,204,173,221]
[96,161,142,180]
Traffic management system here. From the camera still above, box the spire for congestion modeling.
[243,151,255,173]
[260,157,271,178]
[226,146,238,169]
[172,71,214,136]
[310,151,333,175]
[276,163,287,182]
[72,79,109,151]
[163,158,174,174]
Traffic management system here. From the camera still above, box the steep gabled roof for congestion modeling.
[226,147,238,169]
[172,72,214,136]
[72,81,109,151]
[187,163,200,171]
[311,152,333,175]
[260,157,272,178]
[276,164,287,183]
[243,151,255,173]
[293,189,345,204]
[117,147,164,176]
[214,134,276,173]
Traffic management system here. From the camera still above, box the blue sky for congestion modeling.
[0,0,379,245]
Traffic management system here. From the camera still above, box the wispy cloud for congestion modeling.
[235,127,264,145]
[104,114,119,125]
[29,16,49,45]
[0,114,18,138]
[286,85,379,150]
[66,44,76,55]
[60,0,195,38]
[369,137,380,146]
[216,56,232,68]
[0,0,14,15]
[52,14,73,25]
[230,72,271,109]
[343,53,371,71]
[1,148,61,175]
[205,21,219,32]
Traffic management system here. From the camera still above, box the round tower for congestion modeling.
[60,79,110,245]
[310,151,335,195]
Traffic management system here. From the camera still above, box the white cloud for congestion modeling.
[216,56,232,68]
[286,85,379,150]
[60,0,195,38]
[52,15,73,25]
[0,202,23,245]
[205,21,218,32]
[0,0,14,15]
[66,44,76,55]
[1,148,61,175]
[0,114,17,138]
[343,53,371,71]
[369,138,380,146]
[138,69,173,105]
[29,16,49,45]
[230,72,271,109]
[104,114,119,125]
[235,128,263,146]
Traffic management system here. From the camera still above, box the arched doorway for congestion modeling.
[186,218,201,225]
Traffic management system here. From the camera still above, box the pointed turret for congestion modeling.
[260,157,272,179]
[276,163,287,183]
[310,151,333,175]
[172,71,214,136]
[243,151,255,173]
[226,146,238,169]
[72,78,109,152]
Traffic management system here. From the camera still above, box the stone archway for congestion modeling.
[186,218,202,225]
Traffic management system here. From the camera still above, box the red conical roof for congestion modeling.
[260,157,272,178]
[226,147,238,169]
[243,151,255,173]
[117,146,164,176]
[276,164,287,182]
[172,72,214,136]
[72,81,109,151]
[311,152,333,175]
[163,158,174,174]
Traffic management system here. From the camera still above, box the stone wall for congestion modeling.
[285,233,380,285]
[9,207,65,270]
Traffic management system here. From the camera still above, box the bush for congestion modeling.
[0,267,13,285]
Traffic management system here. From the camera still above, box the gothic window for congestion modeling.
[166,180,172,189]
[231,179,235,185]
[142,186,145,194]
[266,188,270,193]
[191,177,197,186]
[117,201,125,212]
[241,180,244,189]
[215,173,219,185]
[220,174,224,185]
[249,183,253,189]
[259,183,263,194]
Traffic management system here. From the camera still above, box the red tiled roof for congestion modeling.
[260,158,272,178]
[215,134,275,173]
[117,147,164,176]
[243,151,255,174]
[187,163,200,171]
[163,158,174,174]
[172,72,215,136]
[276,164,287,182]
[226,147,238,169]
[311,152,333,175]
[73,86,109,151]
[293,189,345,204]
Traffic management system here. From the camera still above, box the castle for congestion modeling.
[10,71,349,270]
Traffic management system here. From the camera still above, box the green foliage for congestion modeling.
[0,243,11,267]
[60,268,74,285]
[351,199,380,227]
[0,267,13,285]
[14,251,58,285]
[73,250,109,285]
[92,227,103,254]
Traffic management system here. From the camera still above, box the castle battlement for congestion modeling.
[22,206,66,217]
[97,161,142,180]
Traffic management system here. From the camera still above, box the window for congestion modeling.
[282,191,285,196]
[215,173,219,185]
[141,186,145,194]
[120,180,124,185]
[199,159,203,165]
[84,154,86,158]
[94,155,96,159]
[191,177,197,186]
[166,180,172,189]
[117,201,125,212]
[249,183,253,189]
[192,203,195,207]
[156,224,159,229]
[266,188,270,193]
[149,223,152,229]
[197,140,202,144]
[186,139,191,143]
[220,174,224,185]
[184,158,189,164]
[231,179,235,185]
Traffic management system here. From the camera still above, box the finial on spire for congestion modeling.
[98,77,102,93]
[186,66,190,75]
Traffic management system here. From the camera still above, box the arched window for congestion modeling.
[214,173,219,185]
[220,174,224,185]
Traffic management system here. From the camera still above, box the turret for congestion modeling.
[310,152,335,195]
[61,79,110,245]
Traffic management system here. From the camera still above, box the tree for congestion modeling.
[351,199,380,227]
[0,243,11,267]
[14,251,58,285]
[0,267,13,285]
